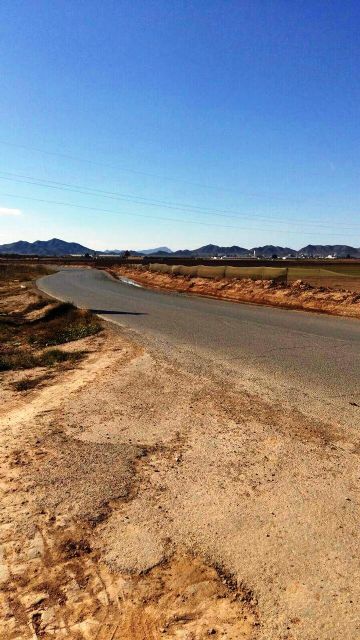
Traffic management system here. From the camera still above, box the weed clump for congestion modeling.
[0,352,37,371]
[0,268,101,386]
[0,349,85,371]
[40,348,84,367]
[11,374,50,392]
[29,304,101,347]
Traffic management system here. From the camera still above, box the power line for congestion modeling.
[0,190,357,238]
[0,170,358,231]
[0,138,317,201]
[0,191,262,230]
[0,139,248,195]
[0,171,276,221]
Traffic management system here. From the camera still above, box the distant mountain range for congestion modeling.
[0,238,95,256]
[138,246,172,255]
[0,238,359,258]
[295,244,360,258]
[99,249,128,255]
[143,243,360,258]
[100,246,172,256]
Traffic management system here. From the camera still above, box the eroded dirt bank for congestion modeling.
[108,265,360,318]
[1,315,359,639]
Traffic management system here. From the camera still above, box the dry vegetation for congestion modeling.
[0,263,101,388]
[109,265,360,318]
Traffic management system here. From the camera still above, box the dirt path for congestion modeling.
[0,322,359,639]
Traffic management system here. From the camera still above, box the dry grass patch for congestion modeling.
[0,262,101,386]
[28,302,101,347]
[0,262,52,282]
[11,374,51,392]
[0,348,85,372]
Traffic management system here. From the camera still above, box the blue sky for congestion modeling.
[0,0,360,250]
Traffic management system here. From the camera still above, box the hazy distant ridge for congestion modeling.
[152,244,360,258]
[0,239,359,258]
[138,246,172,255]
[0,238,95,256]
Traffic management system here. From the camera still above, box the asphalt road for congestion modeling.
[38,268,360,407]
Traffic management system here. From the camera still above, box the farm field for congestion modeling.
[286,265,360,291]
[126,259,360,292]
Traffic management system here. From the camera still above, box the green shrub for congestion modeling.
[40,302,76,321]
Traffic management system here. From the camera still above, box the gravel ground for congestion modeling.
[0,316,359,639]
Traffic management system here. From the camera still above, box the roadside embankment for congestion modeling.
[108,264,360,318]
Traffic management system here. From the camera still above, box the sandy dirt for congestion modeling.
[0,329,257,639]
[1,314,359,639]
[0,278,47,316]
[108,265,360,319]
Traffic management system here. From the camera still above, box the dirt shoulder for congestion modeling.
[0,267,257,639]
[108,265,360,319]
[2,321,359,639]
[0,325,257,640]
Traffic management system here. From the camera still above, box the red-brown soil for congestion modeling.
[109,266,360,318]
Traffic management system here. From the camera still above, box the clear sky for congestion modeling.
[0,0,360,250]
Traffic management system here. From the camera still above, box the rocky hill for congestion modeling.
[0,238,96,256]
[298,245,360,258]
[150,244,360,258]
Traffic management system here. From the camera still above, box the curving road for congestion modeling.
[38,268,360,409]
